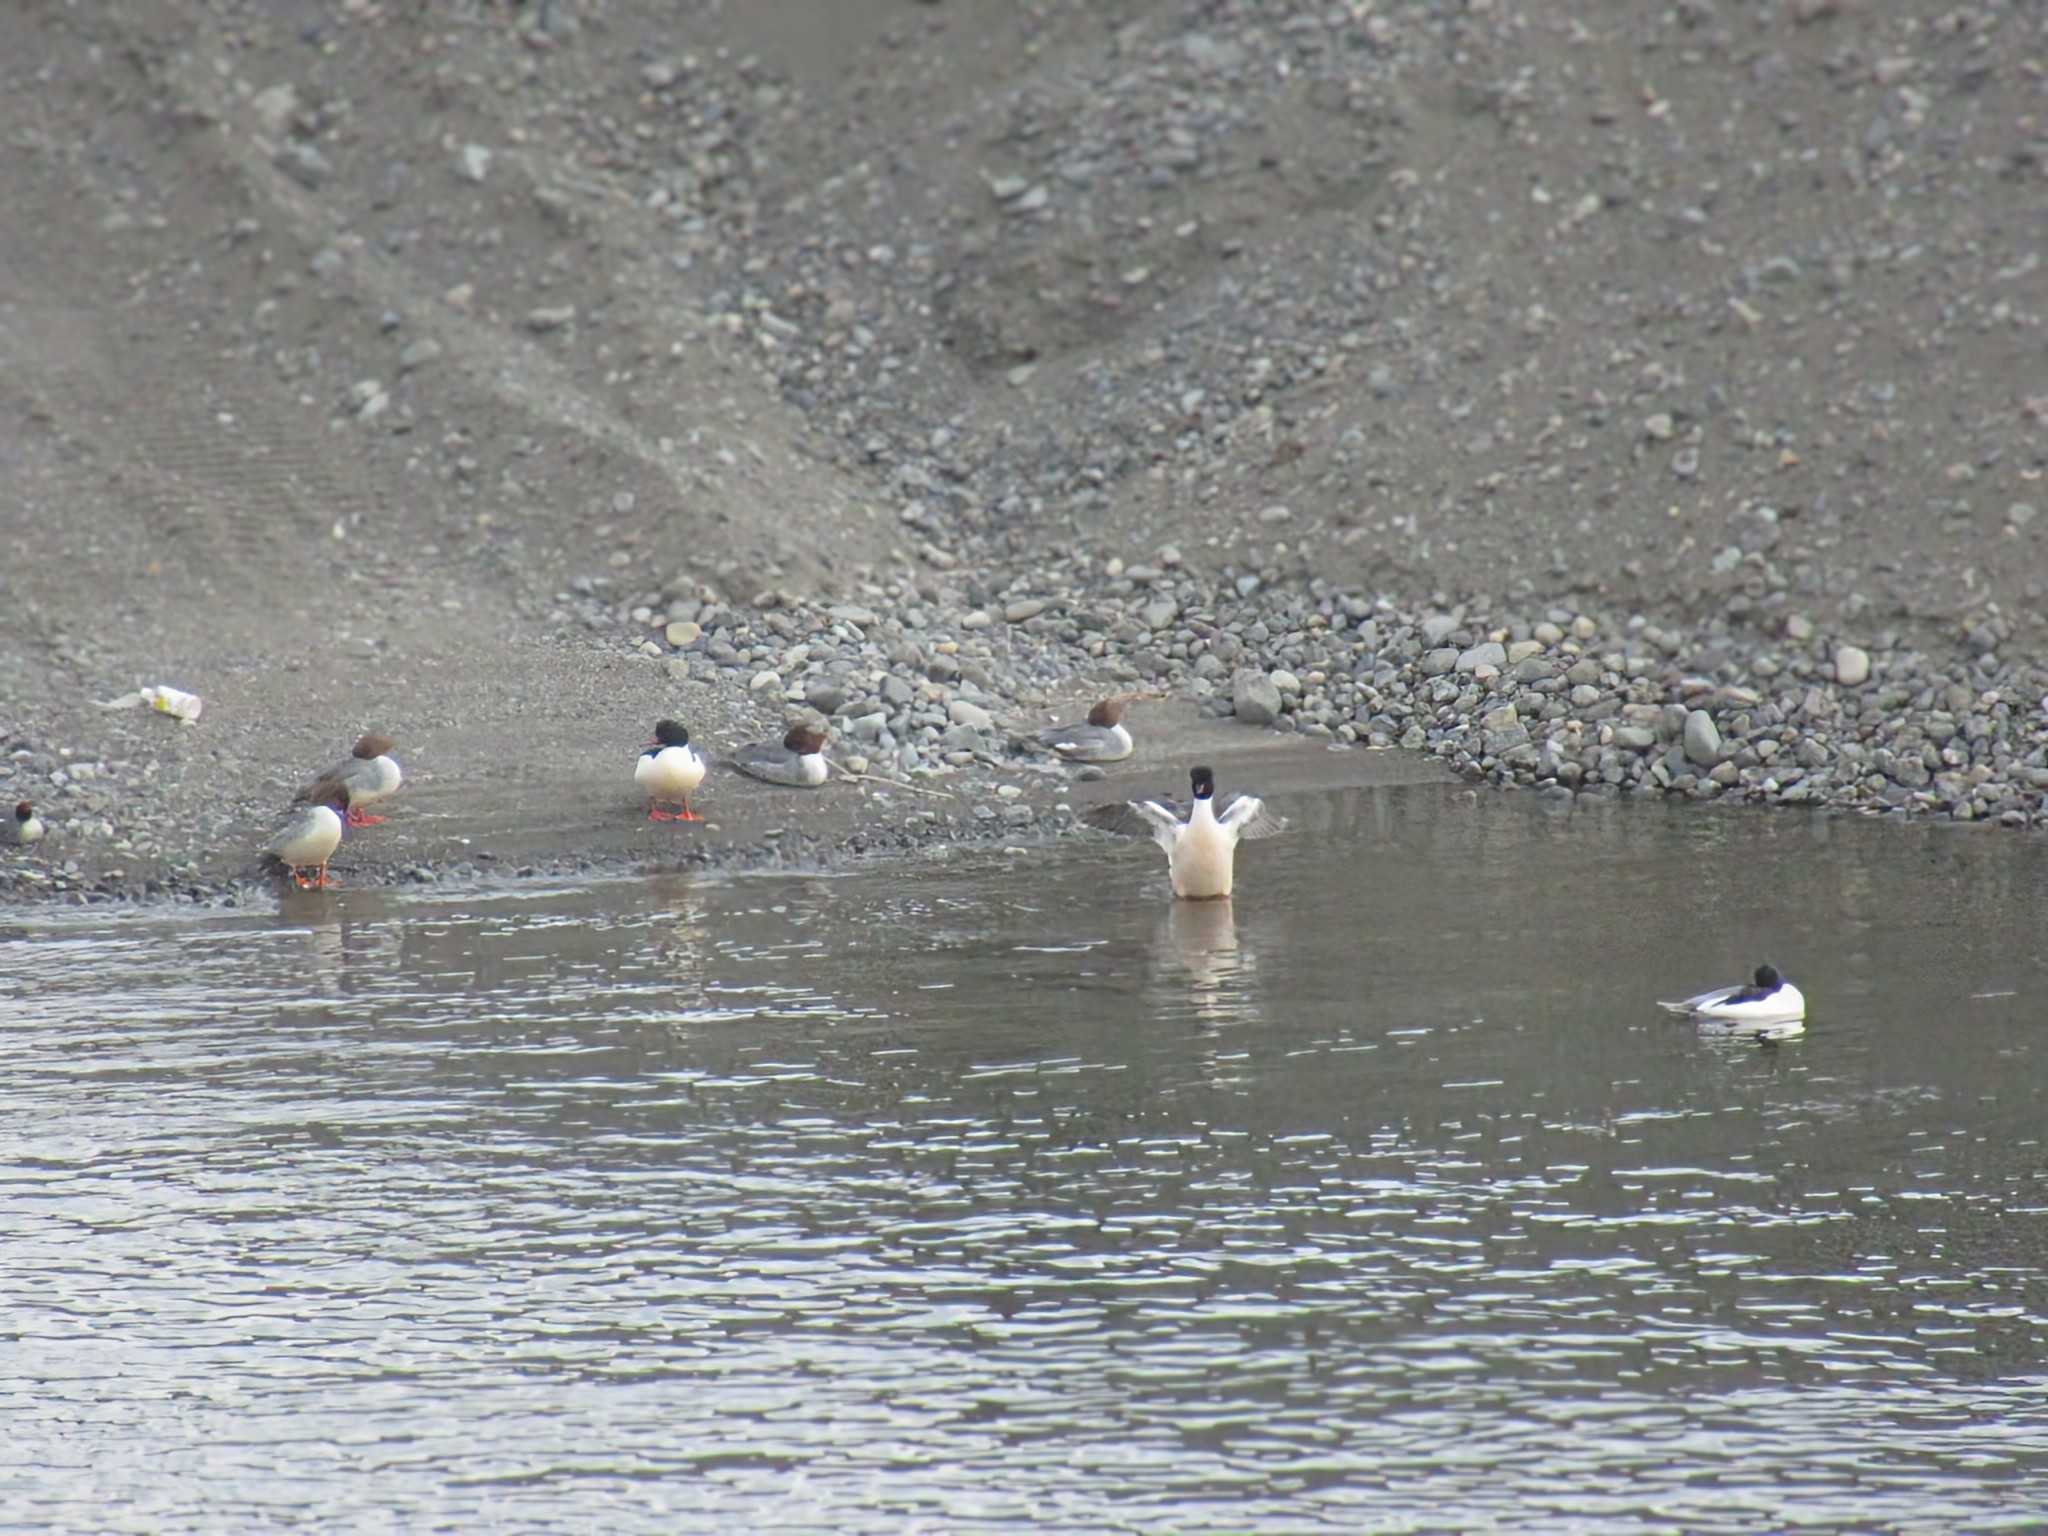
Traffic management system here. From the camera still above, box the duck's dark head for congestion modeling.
[353,732,396,760]
[651,718,690,748]
[1190,765,1216,801]
[785,725,829,755]
[1086,697,1126,728]
[1753,963,1782,988]
[13,801,31,823]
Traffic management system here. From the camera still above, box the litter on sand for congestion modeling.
[94,685,204,723]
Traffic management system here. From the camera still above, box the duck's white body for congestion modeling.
[298,735,403,827]
[268,803,344,886]
[1659,971,1806,1034]
[337,753,402,809]
[733,740,828,787]
[636,743,706,801]
[1131,771,1285,900]
[1042,720,1133,763]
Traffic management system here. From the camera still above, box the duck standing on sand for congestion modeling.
[1039,695,1139,764]
[1659,964,1806,1034]
[297,733,403,827]
[730,724,830,787]
[12,801,45,846]
[637,718,707,821]
[267,788,350,889]
[1128,764,1286,900]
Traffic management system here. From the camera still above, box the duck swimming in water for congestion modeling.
[636,718,706,821]
[1659,964,1806,1034]
[1128,764,1286,900]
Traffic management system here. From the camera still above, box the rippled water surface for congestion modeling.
[5,784,2048,1531]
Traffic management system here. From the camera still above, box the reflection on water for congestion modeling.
[1160,898,1250,1028]
[4,784,2048,1530]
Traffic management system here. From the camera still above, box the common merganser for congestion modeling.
[637,718,706,820]
[1659,964,1806,1034]
[1129,764,1286,900]
[1040,695,1137,763]
[267,789,349,889]
[297,733,402,827]
[730,724,830,787]
[12,801,45,846]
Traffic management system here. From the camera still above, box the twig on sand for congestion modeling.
[830,762,958,800]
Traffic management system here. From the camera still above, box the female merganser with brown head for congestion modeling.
[730,724,830,787]
[296,733,402,827]
[1040,695,1139,763]
[267,787,350,889]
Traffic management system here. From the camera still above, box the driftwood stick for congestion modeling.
[829,763,959,800]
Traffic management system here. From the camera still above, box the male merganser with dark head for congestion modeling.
[1659,964,1806,1035]
[267,787,350,889]
[297,733,402,827]
[12,801,45,846]
[730,724,830,787]
[1040,695,1138,763]
[1129,764,1286,900]
[637,718,706,820]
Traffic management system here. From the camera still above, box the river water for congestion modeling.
[3,783,2046,1531]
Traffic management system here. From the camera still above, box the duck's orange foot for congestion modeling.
[345,810,386,827]
[647,807,675,821]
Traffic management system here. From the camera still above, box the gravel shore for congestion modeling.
[7,553,2044,907]
[4,0,2043,906]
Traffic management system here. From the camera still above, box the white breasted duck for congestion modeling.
[637,718,707,821]
[1659,964,1806,1034]
[1129,764,1286,900]
[730,724,830,787]
[1040,695,1138,763]
[12,801,45,846]
[297,733,402,827]
[267,788,349,889]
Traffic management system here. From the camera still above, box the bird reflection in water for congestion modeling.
[277,884,350,983]
[645,874,713,989]
[1159,896,1259,1029]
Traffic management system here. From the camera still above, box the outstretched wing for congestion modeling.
[1128,798,1187,854]
[1218,793,1286,839]
[1084,796,1188,854]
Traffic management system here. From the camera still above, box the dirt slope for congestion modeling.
[1,0,2043,901]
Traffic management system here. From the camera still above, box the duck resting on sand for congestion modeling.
[296,733,402,827]
[730,724,830,787]
[1039,695,1141,764]
[11,801,45,846]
